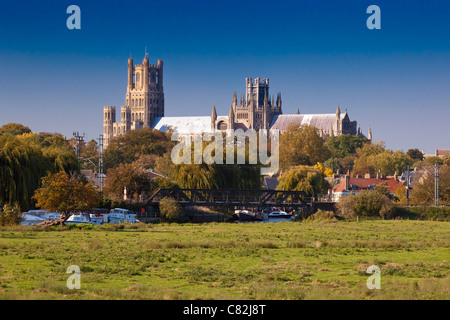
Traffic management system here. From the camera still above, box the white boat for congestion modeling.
[268,210,293,219]
[89,213,108,225]
[65,213,92,225]
[89,208,109,225]
[43,212,61,220]
[108,208,140,224]
[27,209,48,217]
[21,213,46,226]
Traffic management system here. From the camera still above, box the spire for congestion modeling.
[276,92,282,113]
[368,126,373,140]
[228,104,234,120]
[336,104,341,118]
[296,107,300,115]
[211,105,217,120]
[232,91,237,105]
[263,90,268,109]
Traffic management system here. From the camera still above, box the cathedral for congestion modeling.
[103,55,371,148]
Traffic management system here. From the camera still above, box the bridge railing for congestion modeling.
[147,189,308,208]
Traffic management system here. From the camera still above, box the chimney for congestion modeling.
[345,174,350,191]
[376,171,381,180]
[393,171,398,181]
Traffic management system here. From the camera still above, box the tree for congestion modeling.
[323,157,342,174]
[173,163,261,190]
[80,139,99,170]
[314,162,334,177]
[410,165,450,205]
[279,124,331,171]
[32,171,100,221]
[0,123,32,136]
[0,132,80,210]
[104,128,174,171]
[421,156,444,166]
[352,142,413,176]
[444,156,450,166]
[406,148,424,161]
[394,186,408,204]
[326,134,371,158]
[0,134,52,210]
[277,165,331,197]
[159,197,183,221]
[170,134,263,190]
[104,162,158,201]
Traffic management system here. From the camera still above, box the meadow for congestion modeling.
[0,220,449,300]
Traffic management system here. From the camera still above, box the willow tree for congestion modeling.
[0,134,52,210]
[170,132,262,190]
[0,131,80,210]
[277,165,331,197]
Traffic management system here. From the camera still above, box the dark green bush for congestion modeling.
[392,206,450,221]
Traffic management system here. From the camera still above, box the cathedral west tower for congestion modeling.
[103,54,164,148]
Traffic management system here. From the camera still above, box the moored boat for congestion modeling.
[268,210,293,219]
[65,212,92,225]
[21,213,46,226]
[108,208,140,224]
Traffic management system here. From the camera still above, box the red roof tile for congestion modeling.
[334,177,404,193]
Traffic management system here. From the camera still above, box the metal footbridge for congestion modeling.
[146,188,308,208]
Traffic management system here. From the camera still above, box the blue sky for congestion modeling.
[0,0,449,154]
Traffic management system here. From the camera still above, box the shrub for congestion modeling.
[0,203,24,226]
[159,197,183,222]
[392,206,450,221]
[336,191,394,219]
[305,210,337,222]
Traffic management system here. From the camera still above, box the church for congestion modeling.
[103,55,371,148]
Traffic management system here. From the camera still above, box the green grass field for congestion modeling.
[0,220,449,300]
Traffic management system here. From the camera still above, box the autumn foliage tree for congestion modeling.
[352,142,413,176]
[104,163,158,201]
[32,171,100,221]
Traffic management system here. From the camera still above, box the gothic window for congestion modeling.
[136,72,141,84]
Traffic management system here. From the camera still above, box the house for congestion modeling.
[332,172,405,200]
[81,169,106,189]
